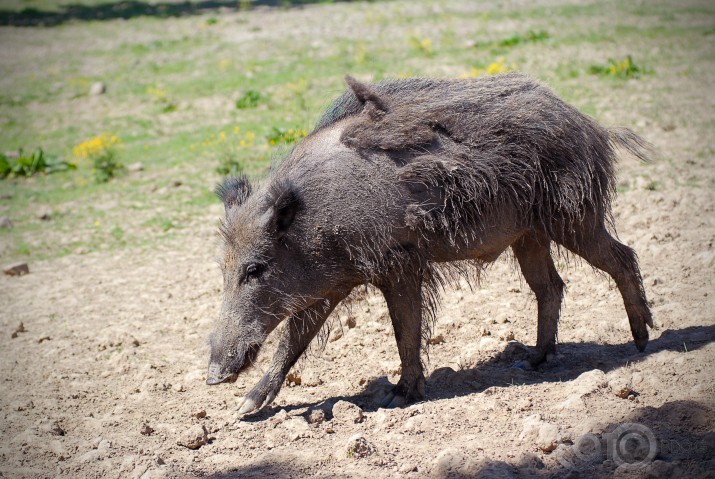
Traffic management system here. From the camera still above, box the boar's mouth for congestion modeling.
[206,343,260,386]
[206,373,238,385]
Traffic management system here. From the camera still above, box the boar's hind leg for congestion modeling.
[562,227,652,352]
[237,292,346,415]
[377,281,425,408]
[512,233,565,367]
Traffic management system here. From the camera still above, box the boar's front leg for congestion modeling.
[237,291,347,415]
[377,279,425,408]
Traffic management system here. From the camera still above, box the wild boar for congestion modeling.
[206,73,653,414]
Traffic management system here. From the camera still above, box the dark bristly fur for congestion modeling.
[328,73,651,342]
[207,73,654,414]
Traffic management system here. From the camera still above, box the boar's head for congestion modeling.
[206,174,337,385]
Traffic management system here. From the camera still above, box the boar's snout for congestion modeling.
[206,340,260,386]
[206,365,238,385]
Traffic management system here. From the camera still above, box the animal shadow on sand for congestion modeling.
[240,324,715,419]
[210,398,715,478]
[0,0,365,27]
[208,325,714,479]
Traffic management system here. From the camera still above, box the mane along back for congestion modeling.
[317,74,651,247]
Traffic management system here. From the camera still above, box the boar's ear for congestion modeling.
[345,75,388,118]
[216,175,252,214]
[266,180,301,238]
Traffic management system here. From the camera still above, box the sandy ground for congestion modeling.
[2,2,715,478]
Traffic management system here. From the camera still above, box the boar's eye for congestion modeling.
[242,263,263,283]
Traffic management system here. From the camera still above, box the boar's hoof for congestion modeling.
[511,347,555,371]
[634,335,648,353]
[237,397,258,415]
[237,389,278,415]
[511,360,534,371]
[379,382,423,409]
[380,391,407,409]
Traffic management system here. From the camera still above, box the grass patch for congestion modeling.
[0,0,709,263]
[143,216,175,232]
[265,127,307,146]
[0,148,76,178]
[589,55,651,79]
[497,30,550,47]
[235,90,262,109]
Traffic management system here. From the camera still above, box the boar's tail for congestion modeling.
[607,127,654,163]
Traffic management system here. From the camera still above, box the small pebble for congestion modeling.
[4,263,29,276]
[127,162,144,172]
[11,322,26,338]
[50,422,65,436]
[344,434,375,459]
[177,425,209,450]
[286,372,302,386]
[332,400,363,424]
[307,409,326,425]
[89,82,106,96]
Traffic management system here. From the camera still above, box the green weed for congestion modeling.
[265,127,307,146]
[216,151,247,177]
[110,226,125,241]
[91,150,124,183]
[589,55,651,79]
[146,84,177,113]
[235,90,261,109]
[497,30,550,47]
[14,242,31,256]
[0,148,76,179]
[144,216,175,232]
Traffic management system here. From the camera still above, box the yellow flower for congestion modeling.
[486,58,508,75]
[458,67,480,79]
[73,133,120,159]
[460,58,516,78]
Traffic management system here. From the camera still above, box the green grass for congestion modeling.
[0,0,713,262]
